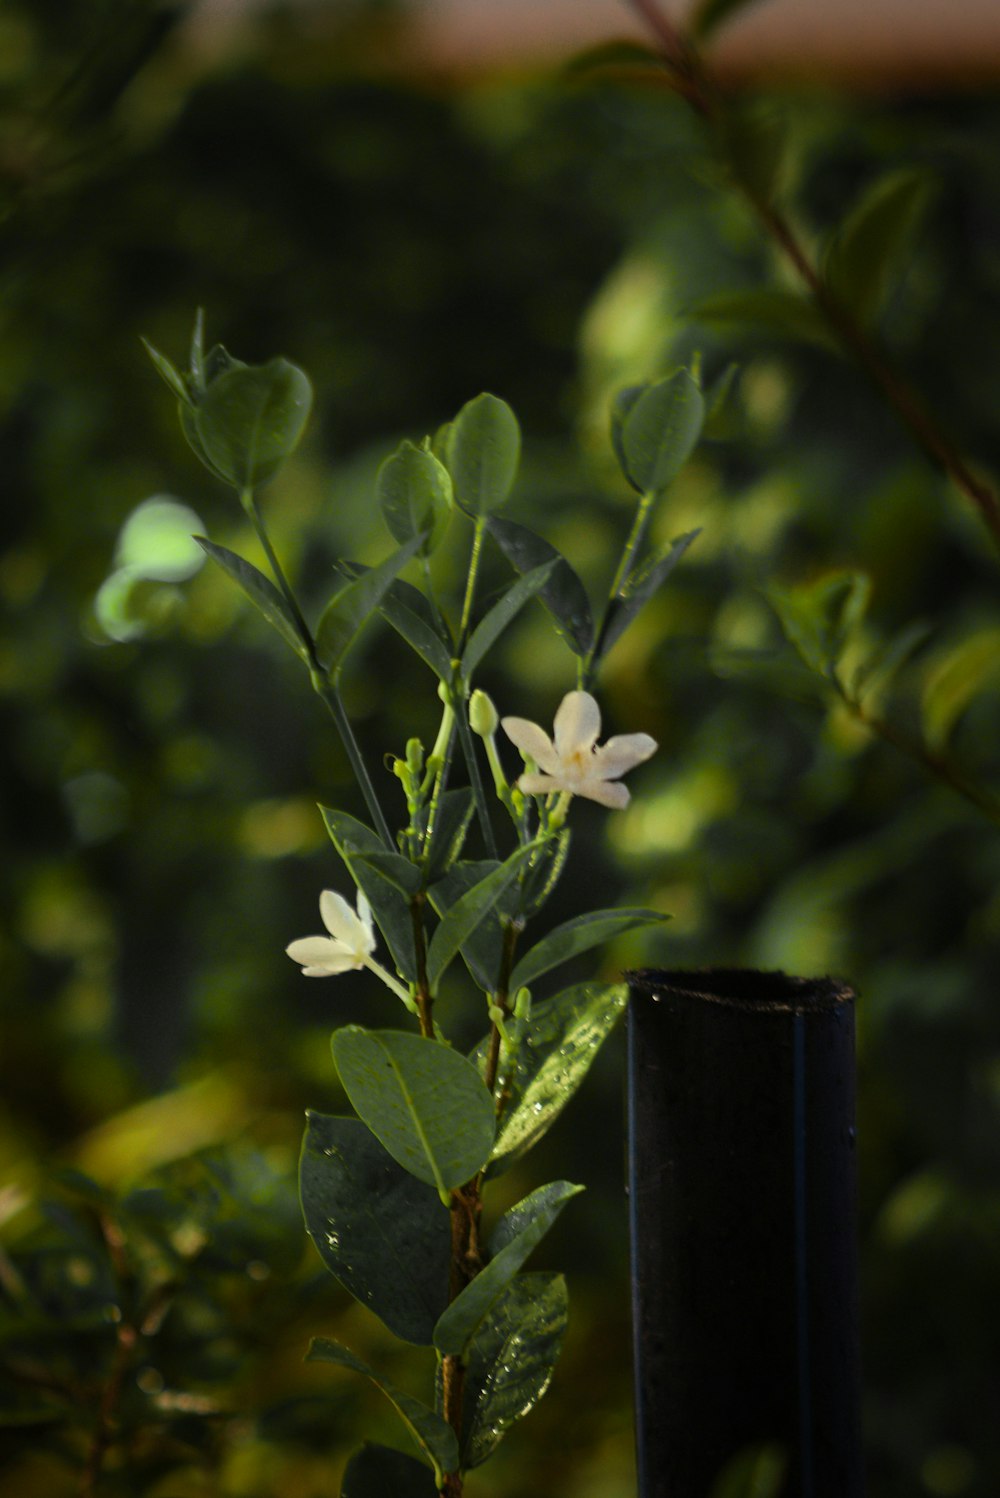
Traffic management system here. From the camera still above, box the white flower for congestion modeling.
[501,690,657,810]
[286,888,377,977]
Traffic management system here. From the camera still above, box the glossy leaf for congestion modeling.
[341,1445,438,1498]
[300,1114,449,1344]
[445,392,521,518]
[461,1272,569,1468]
[193,357,313,489]
[331,1027,496,1193]
[826,168,932,326]
[599,528,701,659]
[433,1181,582,1357]
[195,536,308,660]
[509,907,667,994]
[317,535,425,677]
[420,788,475,882]
[487,517,593,656]
[768,570,871,678]
[692,288,835,348]
[306,1339,458,1481]
[618,369,704,494]
[461,560,557,680]
[321,807,417,981]
[474,982,628,1176]
[427,859,519,990]
[377,440,452,555]
[426,845,531,990]
[336,563,454,679]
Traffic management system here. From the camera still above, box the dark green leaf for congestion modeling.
[721,102,787,203]
[331,1028,496,1194]
[852,619,931,705]
[599,528,701,659]
[195,536,308,660]
[473,982,628,1176]
[826,168,933,325]
[317,535,425,677]
[618,370,704,494]
[487,517,593,656]
[352,849,424,896]
[377,440,452,555]
[306,1339,458,1481]
[692,288,835,348]
[433,1181,582,1357]
[341,1444,438,1498]
[427,860,519,990]
[609,383,647,480]
[420,788,475,883]
[701,363,741,440]
[426,845,532,990]
[461,1272,569,1468]
[445,393,521,518]
[509,908,667,994]
[300,1114,449,1344]
[461,560,557,681]
[193,357,313,489]
[519,829,571,917]
[337,563,454,680]
[321,807,417,981]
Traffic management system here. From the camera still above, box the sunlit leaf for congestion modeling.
[509,908,667,993]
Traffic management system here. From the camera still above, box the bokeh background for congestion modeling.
[3,1,1000,1494]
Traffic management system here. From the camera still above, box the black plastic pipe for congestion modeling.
[626,969,863,1498]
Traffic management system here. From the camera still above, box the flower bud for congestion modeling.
[469,689,499,738]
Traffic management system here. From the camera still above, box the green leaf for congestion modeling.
[618,369,704,494]
[377,440,453,555]
[610,384,646,480]
[461,1272,569,1468]
[852,619,931,705]
[701,363,741,441]
[427,860,519,990]
[306,1340,457,1482]
[509,908,667,994]
[352,849,425,896]
[690,0,768,42]
[336,563,454,680]
[721,101,787,202]
[520,829,571,917]
[921,627,1000,752]
[193,357,313,490]
[599,528,701,660]
[461,560,557,681]
[194,536,308,660]
[445,393,521,518]
[768,570,871,678]
[331,1028,496,1194]
[300,1114,449,1344]
[317,536,426,677]
[692,288,835,348]
[826,168,933,326]
[486,517,593,656]
[142,337,189,402]
[474,982,628,1176]
[426,846,532,991]
[341,1445,438,1498]
[321,807,417,981]
[433,1181,582,1358]
[709,1442,789,1498]
[420,788,475,883]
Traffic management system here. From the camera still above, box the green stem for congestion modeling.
[458,517,486,648]
[584,490,654,686]
[454,686,499,860]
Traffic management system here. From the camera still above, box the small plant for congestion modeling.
[141,313,706,1495]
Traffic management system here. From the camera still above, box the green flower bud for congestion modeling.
[469,689,499,738]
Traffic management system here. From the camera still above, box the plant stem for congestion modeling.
[458,517,486,649]
[408,894,436,1039]
[585,489,655,685]
[454,687,500,860]
[627,0,1000,558]
[846,696,1000,827]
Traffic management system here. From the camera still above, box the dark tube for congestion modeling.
[626,969,863,1498]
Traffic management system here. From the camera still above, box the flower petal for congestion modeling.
[592,732,658,778]
[517,771,564,797]
[320,889,361,945]
[501,716,558,774]
[553,691,601,757]
[577,778,630,809]
[286,935,356,970]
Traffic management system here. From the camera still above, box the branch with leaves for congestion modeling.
[138,316,710,1495]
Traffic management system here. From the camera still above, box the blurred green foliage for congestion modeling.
[3,0,1000,1494]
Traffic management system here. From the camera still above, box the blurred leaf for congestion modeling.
[377,440,452,555]
[142,337,188,403]
[767,570,871,679]
[433,1181,582,1357]
[445,393,521,518]
[921,628,1000,752]
[610,384,646,479]
[709,1442,789,1497]
[617,369,704,494]
[428,859,519,990]
[826,168,933,325]
[193,358,313,490]
[426,845,531,989]
[692,288,834,347]
[701,362,741,440]
[721,102,787,202]
[341,1444,438,1497]
[564,39,663,79]
[852,619,931,704]
[299,1113,449,1344]
[461,1272,569,1468]
[690,0,770,42]
[487,517,594,656]
[474,982,628,1176]
[195,537,308,660]
[331,1028,496,1193]
[599,528,701,660]
[509,908,667,993]
[317,535,426,678]
[321,807,417,981]
[461,560,557,681]
[307,1339,457,1480]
